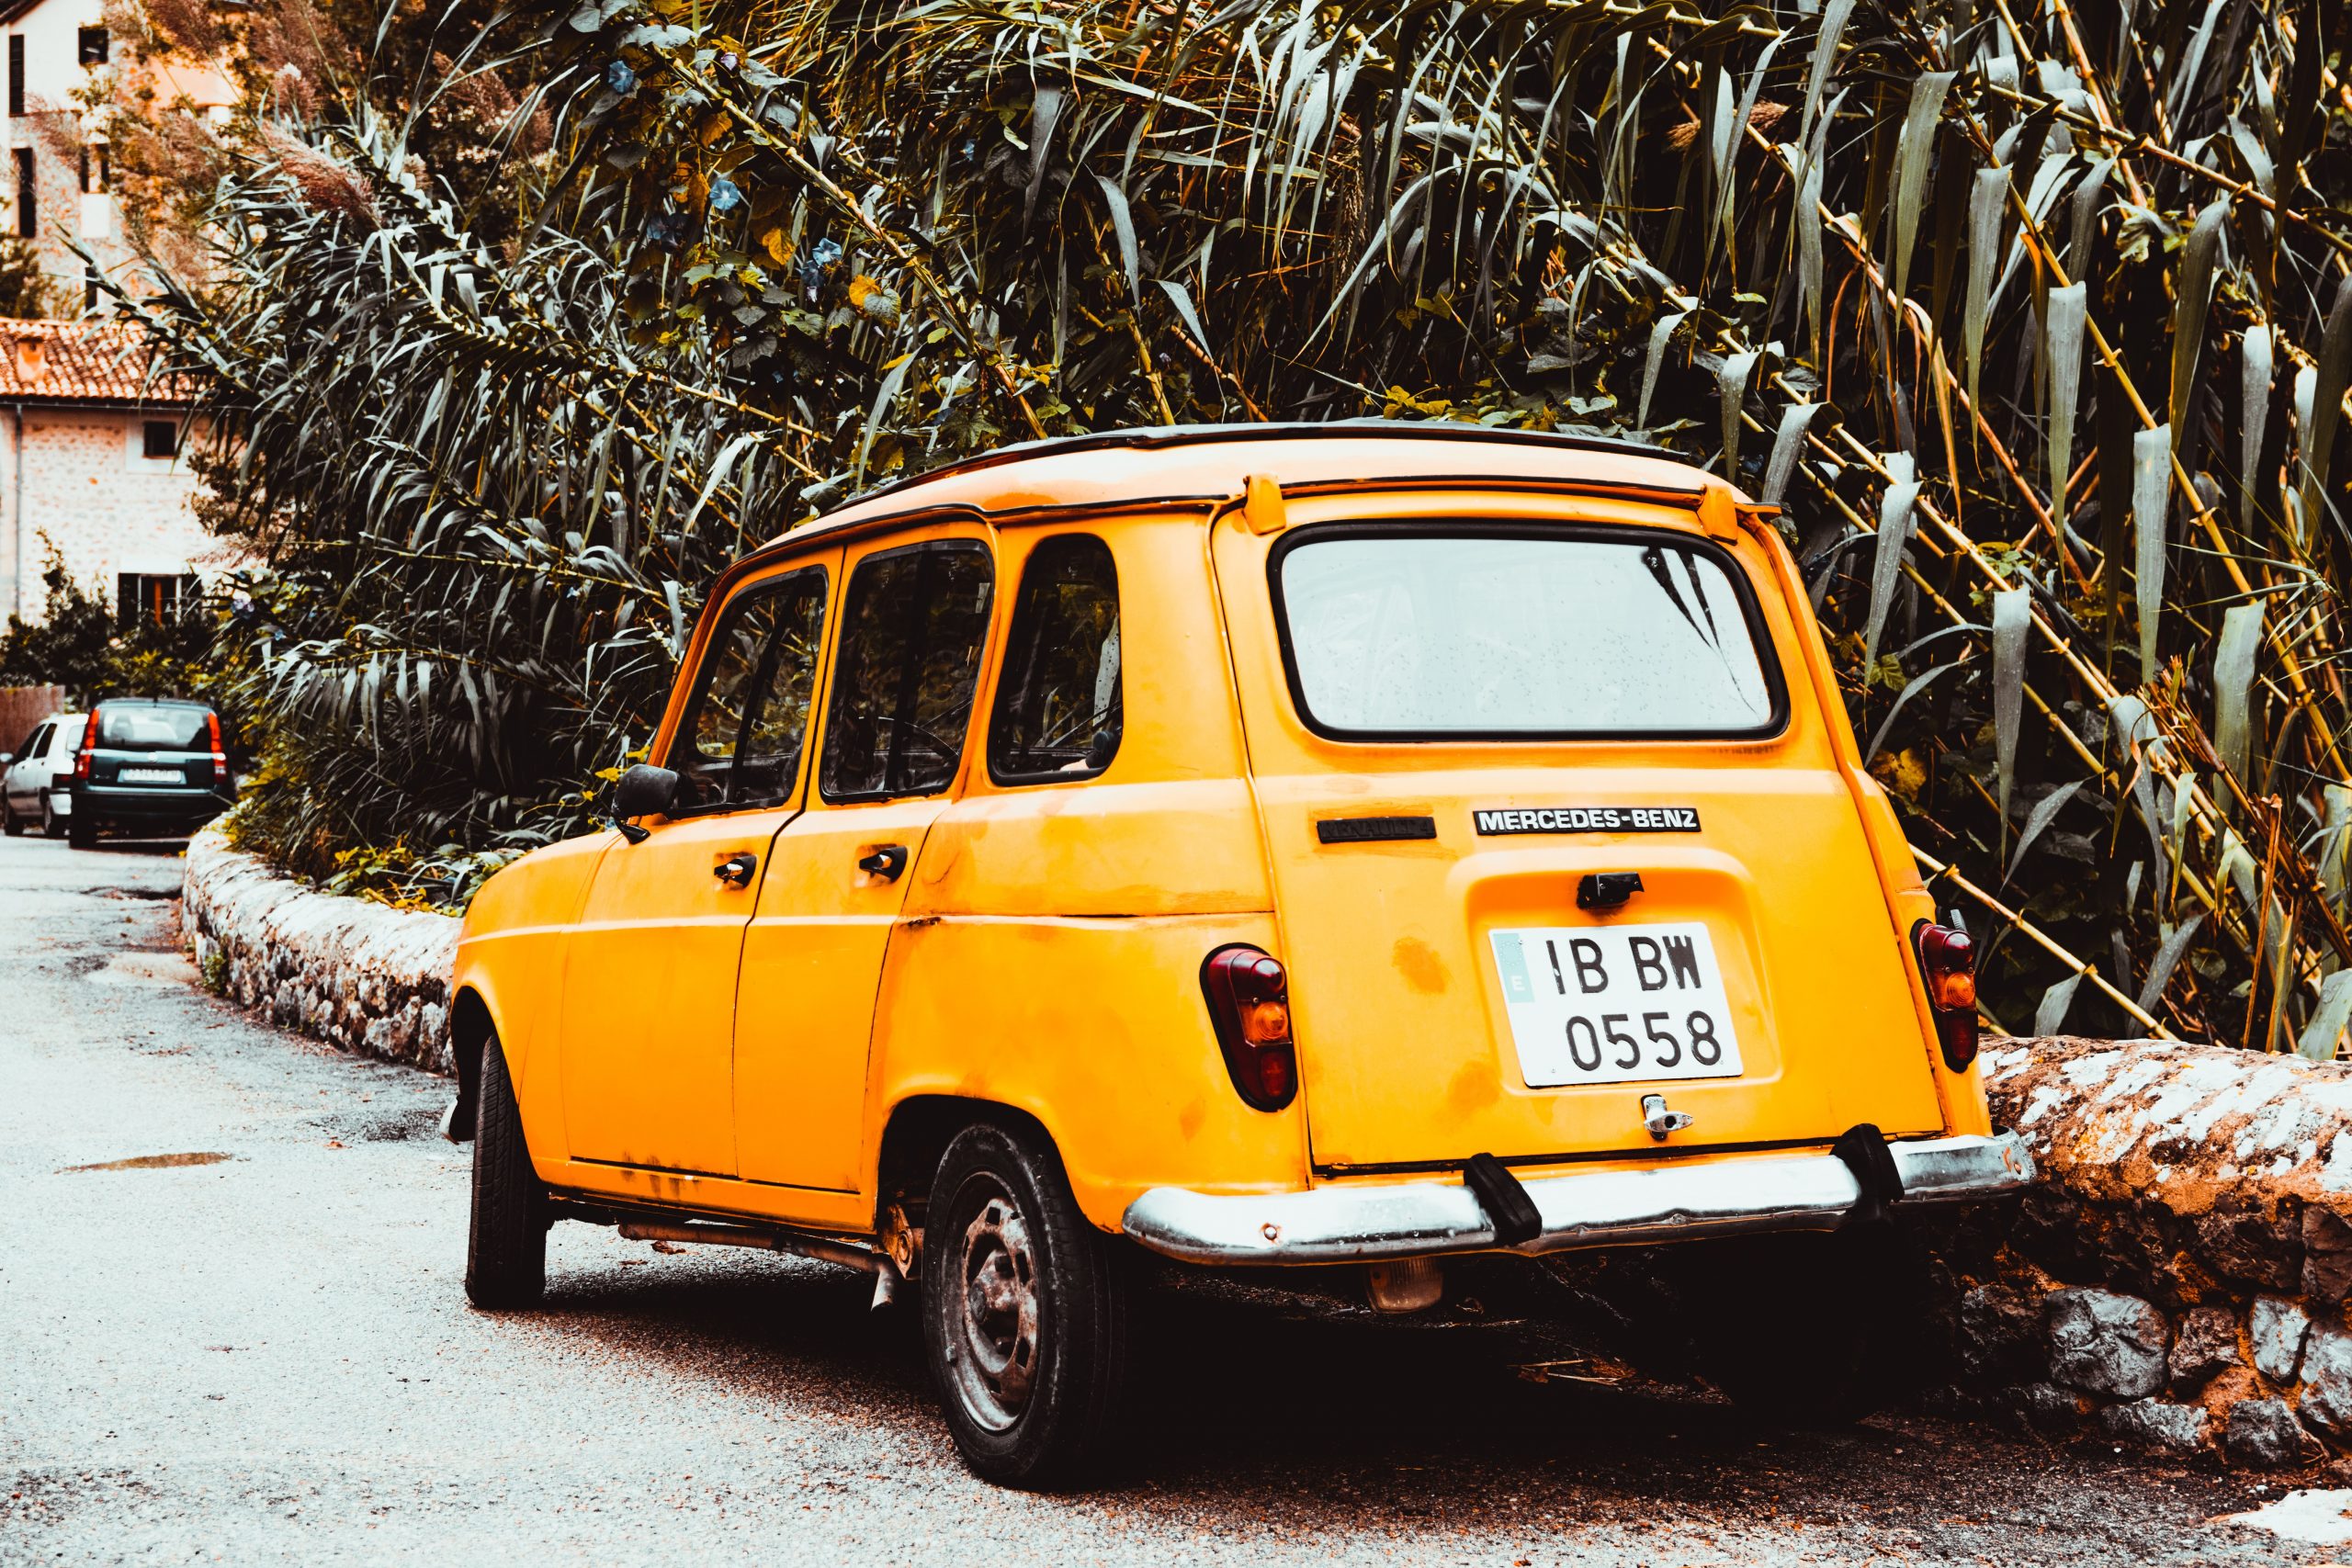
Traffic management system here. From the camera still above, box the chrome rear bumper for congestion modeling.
[1120,1133,2033,1266]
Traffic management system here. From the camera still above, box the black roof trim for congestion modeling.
[842,420,1685,512]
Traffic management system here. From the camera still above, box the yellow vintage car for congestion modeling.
[445,423,2030,1485]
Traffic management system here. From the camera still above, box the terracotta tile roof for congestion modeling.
[0,318,199,408]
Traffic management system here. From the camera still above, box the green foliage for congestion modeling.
[0,543,215,704]
[119,0,2352,1049]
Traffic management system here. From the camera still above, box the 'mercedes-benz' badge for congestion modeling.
[1473,807,1701,835]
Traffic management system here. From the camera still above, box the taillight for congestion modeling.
[1200,944,1297,1111]
[1914,921,1979,1071]
[73,710,96,782]
[205,711,229,788]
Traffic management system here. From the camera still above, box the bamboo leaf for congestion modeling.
[1863,658,1957,761]
[2134,914,2206,1016]
[2242,322,2273,528]
[2133,424,2173,676]
[1963,166,2007,412]
[1888,72,1954,306]
[2168,197,2230,446]
[2007,778,2090,885]
[1799,0,1855,144]
[1717,349,1757,478]
[2300,968,2352,1061]
[1992,586,2030,816]
[1863,458,1920,664]
[1637,309,1688,429]
[2213,598,2265,791]
[2300,275,2352,529]
[1761,401,1818,504]
[2033,971,2083,1036]
[2045,282,2086,515]
[1095,173,1143,305]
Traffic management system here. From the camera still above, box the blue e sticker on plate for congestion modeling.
[1491,931,1535,1004]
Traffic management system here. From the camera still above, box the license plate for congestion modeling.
[118,767,184,784]
[1488,922,1745,1088]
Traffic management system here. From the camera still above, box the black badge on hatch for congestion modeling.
[1473,807,1702,835]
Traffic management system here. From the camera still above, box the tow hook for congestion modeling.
[1641,1093,1695,1142]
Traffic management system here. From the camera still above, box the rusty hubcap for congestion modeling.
[947,1187,1041,1432]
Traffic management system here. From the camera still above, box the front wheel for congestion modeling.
[922,1120,1129,1489]
[464,1035,548,1309]
[1,797,20,836]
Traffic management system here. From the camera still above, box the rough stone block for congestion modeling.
[2307,1207,2352,1304]
[2301,1325,2352,1438]
[2098,1398,2209,1453]
[2251,1296,2312,1384]
[1960,1281,2044,1382]
[2048,1288,2170,1399]
[2222,1399,2320,1469]
[2017,1382,2087,1435]
[2170,1305,2243,1392]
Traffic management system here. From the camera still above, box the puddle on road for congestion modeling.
[58,1152,235,1172]
[85,951,201,987]
[2222,1488,2352,1543]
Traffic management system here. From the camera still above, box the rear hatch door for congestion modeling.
[1214,490,1943,1173]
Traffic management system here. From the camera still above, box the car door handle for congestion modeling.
[713,852,759,888]
[858,844,910,882]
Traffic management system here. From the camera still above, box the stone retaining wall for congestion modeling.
[1932,1035,2352,1469]
[180,827,460,1074]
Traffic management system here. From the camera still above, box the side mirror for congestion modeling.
[610,762,680,843]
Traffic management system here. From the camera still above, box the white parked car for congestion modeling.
[2,712,85,838]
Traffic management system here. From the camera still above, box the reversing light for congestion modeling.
[1914,921,1979,1072]
[1200,944,1298,1111]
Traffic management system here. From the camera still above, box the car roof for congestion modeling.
[94,697,211,709]
[780,422,1723,547]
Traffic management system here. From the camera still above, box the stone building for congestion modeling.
[1,0,234,308]
[0,317,209,625]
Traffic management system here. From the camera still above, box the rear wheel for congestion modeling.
[67,809,96,849]
[40,793,64,839]
[922,1120,1129,1488]
[1680,1228,1909,1427]
[464,1035,548,1309]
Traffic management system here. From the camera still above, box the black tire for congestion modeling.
[40,793,65,839]
[1,798,20,837]
[922,1120,1129,1488]
[67,809,96,850]
[464,1035,548,1309]
[1679,1227,1910,1428]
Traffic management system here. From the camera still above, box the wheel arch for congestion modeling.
[445,985,496,1143]
[875,1093,1061,1230]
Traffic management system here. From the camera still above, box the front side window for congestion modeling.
[821,540,994,800]
[1272,528,1781,739]
[989,535,1122,783]
[666,567,829,812]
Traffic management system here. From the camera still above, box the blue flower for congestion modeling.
[708,177,744,214]
[605,59,637,96]
[797,236,842,288]
[646,210,692,251]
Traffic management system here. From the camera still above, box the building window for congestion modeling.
[77,28,107,67]
[14,149,31,239]
[7,36,22,118]
[119,573,196,627]
[141,420,179,458]
[78,143,107,194]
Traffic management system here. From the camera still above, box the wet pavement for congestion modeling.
[0,829,2328,1564]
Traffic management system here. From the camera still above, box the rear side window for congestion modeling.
[821,540,994,800]
[1272,528,1781,739]
[666,566,829,812]
[22,723,51,760]
[96,706,210,750]
[989,535,1122,784]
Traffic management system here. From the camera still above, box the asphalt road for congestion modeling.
[0,829,2329,1565]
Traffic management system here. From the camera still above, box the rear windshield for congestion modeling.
[96,706,210,751]
[1272,530,1780,739]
